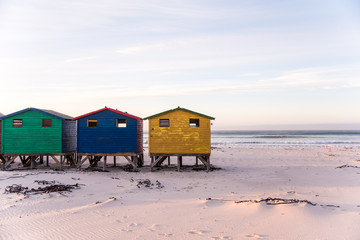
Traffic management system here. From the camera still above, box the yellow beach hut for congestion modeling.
[144,107,215,171]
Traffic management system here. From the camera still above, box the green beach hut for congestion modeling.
[0,112,3,155]
[0,108,76,168]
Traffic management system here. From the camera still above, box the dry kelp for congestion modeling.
[206,197,317,206]
[206,197,341,208]
[5,184,28,194]
[34,180,57,185]
[336,164,360,169]
[134,179,164,189]
[4,183,81,196]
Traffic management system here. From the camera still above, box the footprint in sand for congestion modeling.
[188,230,210,235]
[158,233,174,237]
[129,222,143,227]
[147,224,162,232]
[246,233,267,239]
[211,236,233,240]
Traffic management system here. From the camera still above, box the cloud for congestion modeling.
[64,56,99,63]
[116,43,167,54]
[85,65,360,99]
[268,66,360,90]
[116,40,192,55]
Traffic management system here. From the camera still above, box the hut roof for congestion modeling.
[0,112,3,117]
[72,107,142,120]
[0,108,73,120]
[144,107,215,120]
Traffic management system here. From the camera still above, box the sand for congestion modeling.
[1,147,360,240]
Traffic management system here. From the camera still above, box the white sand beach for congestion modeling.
[1,146,360,240]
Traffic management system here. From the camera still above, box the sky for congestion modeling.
[0,0,360,130]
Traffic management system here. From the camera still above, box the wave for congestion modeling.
[213,141,360,145]
[212,130,360,136]
[253,136,302,139]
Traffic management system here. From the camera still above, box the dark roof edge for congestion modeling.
[144,107,215,120]
[72,107,142,120]
[0,108,72,120]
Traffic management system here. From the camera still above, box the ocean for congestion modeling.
[143,130,360,148]
[211,130,360,148]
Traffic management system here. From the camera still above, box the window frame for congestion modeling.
[117,119,127,128]
[87,119,98,127]
[159,119,170,127]
[42,119,52,127]
[13,119,23,128]
[189,118,200,127]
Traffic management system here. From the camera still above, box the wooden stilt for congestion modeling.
[25,156,32,167]
[30,156,36,169]
[177,156,181,172]
[198,156,211,172]
[124,156,137,171]
[137,154,144,167]
[50,155,62,170]
[67,154,76,167]
[77,156,89,169]
[113,156,116,167]
[46,156,49,166]
[168,156,171,166]
[74,153,79,165]
[20,156,28,166]
[88,156,101,167]
[93,156,102,167]
[0,155,4,170]
[103,156,107,171]
[5,156,17,169]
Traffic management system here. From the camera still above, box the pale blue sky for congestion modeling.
[1,0,359,129]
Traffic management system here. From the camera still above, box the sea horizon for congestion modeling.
[143,130,360,149]
[210,130,360,148]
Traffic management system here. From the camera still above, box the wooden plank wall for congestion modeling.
[2,110,62,154]
[0,120,2,153]
[62,120,76,152]
[76,110,138,154]
[148,110,211,155]
[137,119,143,153]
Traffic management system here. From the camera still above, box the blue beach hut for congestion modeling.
[72,107,143,170]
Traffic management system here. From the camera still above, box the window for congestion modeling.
[159,119,170,127]
[42,119,52,127]
[189,119,200,127]
[87,119,98,127]
[13,119,23,128]
[117,119,127,128]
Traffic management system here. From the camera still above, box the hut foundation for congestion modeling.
[76,153,144,171]
[0,153,76,170]
[150,154,211,172]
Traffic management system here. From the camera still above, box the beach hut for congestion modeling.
[72,107,143,171]
[0,112,3,163]
[144,107,215,171]
[0,108,76,169]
